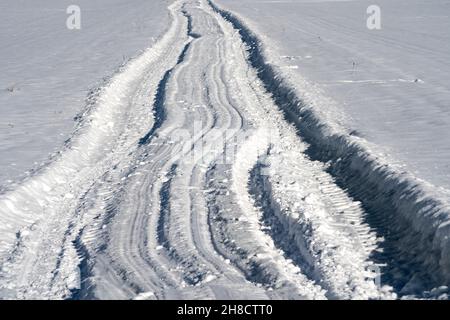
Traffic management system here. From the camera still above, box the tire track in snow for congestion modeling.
[198,2,327,298]
[137,3,273,297]
[81,2,271,299]
[208,0,450,298]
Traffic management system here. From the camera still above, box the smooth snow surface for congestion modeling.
[0,0,170,188]
[0,0,449,300]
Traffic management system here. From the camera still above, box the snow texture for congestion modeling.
[0,0,170,189]
[0,0,449,300]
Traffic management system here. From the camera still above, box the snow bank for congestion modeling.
[0,0,185,258]
[210,0,450,291]
[0,0,170,188]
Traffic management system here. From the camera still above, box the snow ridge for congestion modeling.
[1,0,449,300]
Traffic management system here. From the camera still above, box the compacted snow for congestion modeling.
[0,0,170,189]
[0,0,449,300]
[216,0,450,190]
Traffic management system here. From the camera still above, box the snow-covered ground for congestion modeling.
[0,0,449,300]
[216,0,450,190]
[0,0,170,189]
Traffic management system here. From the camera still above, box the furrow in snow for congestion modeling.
[247,136,393,299]
[199,1,327,298]
[3,0,447,301]
[208,0,450,297]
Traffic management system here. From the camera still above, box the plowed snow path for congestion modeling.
[0,0,441,300]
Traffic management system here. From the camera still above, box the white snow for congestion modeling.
[1,0,449,300]
[212,0,450,297]
[0,0,189,298]
[133,291,155,300]
[216,0,450,191]
[0,0,171,188]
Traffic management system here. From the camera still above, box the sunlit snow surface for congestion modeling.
[0,0,449,300]
[0,0,169,188]
[217,0,450,190]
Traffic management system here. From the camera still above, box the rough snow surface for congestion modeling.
[216,0,450,190]
[0,0,449,300]
[0,0,170,188]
